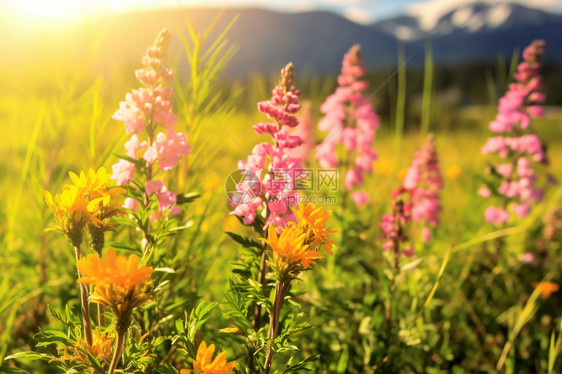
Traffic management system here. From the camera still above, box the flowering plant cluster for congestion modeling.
[316,44,380,205]
[480,40,552,225]
[44,167,154,373]
[261,202,336,372]
[230,62,305,228]
[112,28,190,218]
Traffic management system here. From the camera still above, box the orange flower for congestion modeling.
[50,330,114,365]
[77,249,153,314]
[263,224,322,280]
[181,341,237,374]
[532,281,559,298]
[293,202,338,255]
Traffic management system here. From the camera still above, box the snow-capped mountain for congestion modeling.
[373,1,560,41]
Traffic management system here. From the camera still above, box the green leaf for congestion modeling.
[0,366,32,373]
[283,354,321,373]
[225,232,262,250]
[177,193,200,205]
[106,241,142,255]
[4,352,50,361]
[113,153,143,167]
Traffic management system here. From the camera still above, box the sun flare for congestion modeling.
[4,0,96,24]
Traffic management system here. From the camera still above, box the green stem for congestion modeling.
[264,280,290,374]
[75,246,93,347]
[108,330,125,374]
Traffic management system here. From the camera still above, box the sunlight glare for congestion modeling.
[5,0,94,25]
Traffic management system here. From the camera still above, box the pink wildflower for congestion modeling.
[481,40,552,225]
[111,29,190,216]
[380,199,413,257]
[230,63,304,228]
[144,130,190,171]
[479,40,548,225]
[400,135,443,242]
[316,45,379,203]
[145,179,181,217]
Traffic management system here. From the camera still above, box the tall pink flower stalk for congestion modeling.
[111,29,190,217]
[480,40,552,225]
[380,198,413,258]
[398,136,443,243]
[230,63,304,228]
[316,45,380,206]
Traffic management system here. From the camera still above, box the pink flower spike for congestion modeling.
[315,44,379,198]
[481,40,550,222]
[230,62,304,228]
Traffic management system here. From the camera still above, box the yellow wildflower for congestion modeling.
[50,330,114,365]
[292,202,338,255]
[45,184,91,246]
[446,165,461,179]
[373,158,394,176]
[74,168,126,227]
[77,248,153,316]
[45,167,126,246]
[181,341,237,374]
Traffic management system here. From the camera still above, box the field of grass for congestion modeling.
[0,17,561,374]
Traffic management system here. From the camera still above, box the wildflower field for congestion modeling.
[1,7,562,374]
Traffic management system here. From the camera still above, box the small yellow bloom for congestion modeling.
[446,165,461,179]
[77,249,153,314]
[292,202,338,255]
[45,167,126,245]
[373,158,394,176]
[263,224,322,279]
[533,281,559,298]
[81,168,126,225]
[45,184,91,245]
[181,341,237,374]
[50,330,114,365]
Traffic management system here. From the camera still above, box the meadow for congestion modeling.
[0,13,561,374]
